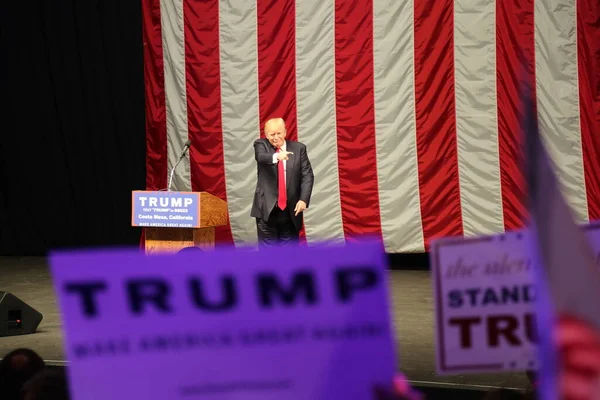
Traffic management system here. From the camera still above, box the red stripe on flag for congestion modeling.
[496,0,535,230]
[334,0,382,241]
[414,0,463,245]
[257,0,298,141]
[184,0,233,244]
[577,0,600,221]
[142,0,167,191]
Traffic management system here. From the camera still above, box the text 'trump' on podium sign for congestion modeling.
[132,190,229,254]
[132,191,201,228]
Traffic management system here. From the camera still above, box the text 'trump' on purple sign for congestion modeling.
[131,191,200,228]
[49,240,397,400]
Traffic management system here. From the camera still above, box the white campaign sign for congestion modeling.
[431,223,600,375]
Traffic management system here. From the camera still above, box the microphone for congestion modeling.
[180,140,192,159]
[167,139,192,191]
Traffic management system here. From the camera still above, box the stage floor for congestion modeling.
[0,256,529,392]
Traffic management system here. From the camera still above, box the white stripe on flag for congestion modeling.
[534,0,588,223]
[454,0,504,236]
[373,0,424,252]
[220,0,261,247]
[296,0,345,245]
[160,0,190,191]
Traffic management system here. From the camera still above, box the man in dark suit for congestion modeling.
[250,117,314,246]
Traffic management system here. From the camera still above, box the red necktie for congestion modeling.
[276,148,287,210]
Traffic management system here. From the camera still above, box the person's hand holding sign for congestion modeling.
[556,315,600,400]
[373,374,424,400]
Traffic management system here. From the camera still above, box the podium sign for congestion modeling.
[132,190,229,254]
[132,191,200,228]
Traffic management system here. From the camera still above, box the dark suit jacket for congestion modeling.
[250,138,314,230]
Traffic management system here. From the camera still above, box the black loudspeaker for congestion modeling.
[0,292,43,337]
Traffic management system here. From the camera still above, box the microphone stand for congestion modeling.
[163,141,191,192]
[167,153,186,192]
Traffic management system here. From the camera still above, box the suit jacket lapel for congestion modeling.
[286,141,295,189]
[268,139,276,157]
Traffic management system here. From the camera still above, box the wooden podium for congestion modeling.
[132,191,228,255]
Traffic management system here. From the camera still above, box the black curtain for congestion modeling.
[0,0,146,256]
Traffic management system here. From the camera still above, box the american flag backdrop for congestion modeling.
[141,0,600,253]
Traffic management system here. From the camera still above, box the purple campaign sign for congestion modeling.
[49,240,396,400]
[132,191,200,228]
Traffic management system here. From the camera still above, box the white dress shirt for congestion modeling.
[272,141,287,182]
